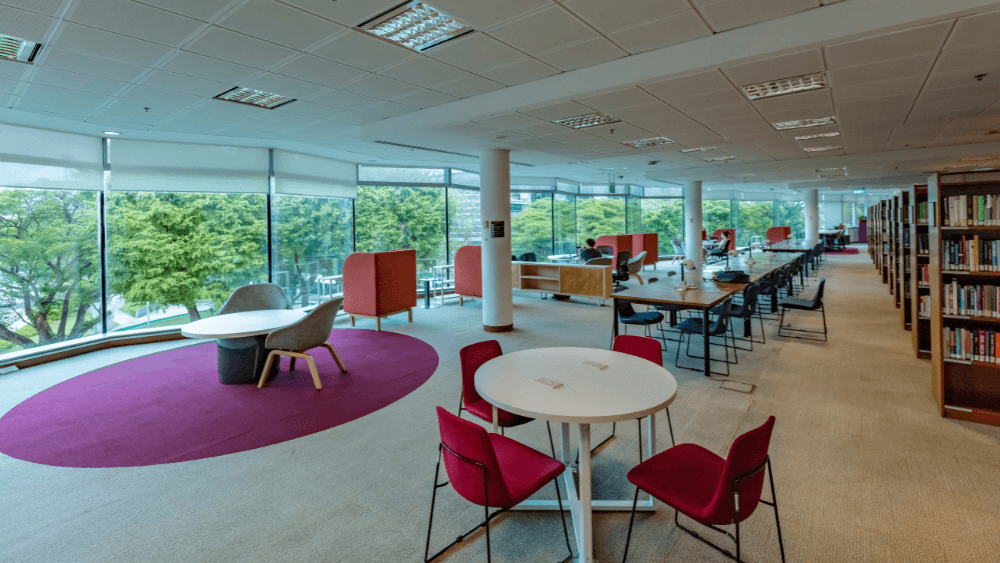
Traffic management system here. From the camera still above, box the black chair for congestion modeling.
[675,298,737,377]
[516,252,537,262]
[714,283,765,350]
[778,279,827,342]
[616,299,665,339]
[596,245,614,256]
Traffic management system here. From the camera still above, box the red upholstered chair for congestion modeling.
[612,335,676,455]
[766,226,792,245]
[595,234,632,261]
[425,407,573,562]
[454,245,481,306]
[342,249,416,331]
[621,416,786,563]
[632,233,658,269]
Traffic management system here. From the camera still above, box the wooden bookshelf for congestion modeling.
[929,171,1000,427]
[911,185,931,359]
[889,193,899,298]
[897,188,911,326]
[513,262,612,302]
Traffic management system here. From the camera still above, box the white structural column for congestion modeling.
[684,181,704,279]
[480,149,514,332]
[804,188,820,245]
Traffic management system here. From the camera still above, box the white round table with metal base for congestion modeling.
[476,347,677,563]
[181,309,307,385]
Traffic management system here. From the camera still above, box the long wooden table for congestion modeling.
[766,239,813,252]
[613,254,798,376]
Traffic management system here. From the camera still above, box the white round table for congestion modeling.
[182,309,306,384]
[476,347,677,563]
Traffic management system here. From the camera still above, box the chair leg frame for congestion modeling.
[257,350,323,389]
[777,303,828,342]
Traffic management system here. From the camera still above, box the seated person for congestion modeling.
[579,238,603,262]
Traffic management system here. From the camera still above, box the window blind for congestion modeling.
[109,140,269,193]
[273,151,357,198]
[0,124,103,191]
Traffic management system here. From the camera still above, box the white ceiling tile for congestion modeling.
[521,101,594,120]
[670,89,747,112]
[917,83,1000,106]
[53,22,174,66]
[154,122,226,134]
[475,113,546,129]
[271,54,370,89]
[68,0,203,46]
[911,97,997,116]
[832,76,925,104]
[140,69,231,97]
[120,84,203,106]
[87,118,152,130]
[837,94,915,113]
[359,101,418,119]
[698,113,770,128]
[824,21,951,69]
[944,10,1000,50]
[586,122,651,139]
[133,0,232,21]
[924,65,1000,92]
[827,54,936,87]
[721,50,823,86]
[104,96,192,117]
[508,121,570,136]
[309,89,381,111]
[688,104,762,123]
[432,74,505,98]
[535,37,627,72]
[185,26,298,69]
[310,30,414,72]
[564,0,690,34]
[488,5,598,56]
[0,61,29,81]
[19,83,112,107]
[935,43,1000,73]
[392,88,459,108]
[38,47,149,83]
[575,88,661,113]
[608,10,712,55]
[611,102,681,121]
[479,58,560,86]
[199,97,277,117]
[0,77,19,94]
[2,0,63,17]
[438,122,500,136]
[275,100,352,119]
[379,57,469,89]
[164,110,247,127]
[629,113,700,130]
[247,111,320,130]
[430,0,552,29]
[31,67,128,96]
[641,70,732,100]
[15,97,95,117]
[161,51,260,84]
[278,0,395,26]
[339,74,426,100]
[0,4,54,41]
[242,73,329,98]
[426,34,526,74]
[92,108,165,125]
[695,0,819,33]
[217,0,343,50]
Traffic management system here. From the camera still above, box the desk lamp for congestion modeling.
[676,259,697,290]
[725,249,740,270]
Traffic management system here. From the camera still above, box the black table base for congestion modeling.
[216,335,278,385]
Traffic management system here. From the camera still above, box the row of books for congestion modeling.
[943,327,1000,363]
[916,232,930,254]
[918,295,931,317]
[942,195,1000,227]
[914,201,929,224]
[942,236,1000,271]
[943,282,1000,317]
[918,264,930,283]
[902,229,910,247]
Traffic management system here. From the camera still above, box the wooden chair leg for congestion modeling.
[376,317,381,331]
[323,343,347,373]
[636,274,644,285]
[408,308,413,322]
[350,315,355,327]
[459,296,464,306]
[257,350,281,388]
[303,354,322,389]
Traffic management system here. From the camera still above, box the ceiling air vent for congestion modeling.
[803,145,843,152]
[214,87,295,109]
[0,35,41,64]
[742,73,827,100]
[772,117,837,130]
[681,146,716,153]
[358,1,472,52]
[623,137,673,148]
[553,112,621,129]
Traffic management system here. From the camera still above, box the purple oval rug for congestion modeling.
[0,329,438,468]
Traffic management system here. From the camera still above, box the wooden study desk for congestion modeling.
[766,239,813,252]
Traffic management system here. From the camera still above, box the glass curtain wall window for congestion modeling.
[272,195,353,308]
[510,192,554,260]
[702,199,734,239]
[626,196,642,234]
[774,200,806,238]
[577,195,625,246]
[738,201,774,246]
[553,192,577,255]
[354,185,446,281]
[448,188,481,259]
[640,198,684,254]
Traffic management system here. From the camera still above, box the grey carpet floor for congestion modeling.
[1,249,999,563]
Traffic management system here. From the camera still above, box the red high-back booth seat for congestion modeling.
[342,249,416,331]
[631,233,659,267]
[595,235,632,261]
[712,229,736,252]
[454,245,481,306]
[766,226,792,245]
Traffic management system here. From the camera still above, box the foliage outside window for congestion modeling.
[448,188,481,260]
[737,201,774,246]
[774,201,805,239]
[107,192,267,329]
[510,193,553,259]
[272,195,353,308]
[626,197,642,233]
[0,188,101,354]
[354,185,446,279]
[702,200,733,239]
[576,196,626,246]
[553,194,576,255]
[640,199,683,254]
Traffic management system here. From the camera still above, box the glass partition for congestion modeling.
[640,199,683,254]
[355,185,446,280]
[510,192,553,260]
[272,195,353,308]
[106,192,268,329]
[0,188,101,355]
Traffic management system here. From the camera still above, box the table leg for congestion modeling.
[492,405,499,434]
[578,423,593,562]
[423,279,431,308]
[703,307,711,377]
[611,297,620,349]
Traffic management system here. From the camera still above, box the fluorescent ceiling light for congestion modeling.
[103,131,121,136]
[772,117,837,130]
[0,34,42,64]
[681,146,716,153]
[815,166,845,172]
[795,131,840,140]
[742,73,827,100]
[569,160,596,164]
[803,145,842,152]
[214,87,295,109]
[599,166,627,170]
[553,112,621,129]
[358,2,472,52]
[623,137,673,148]
[704,156,734,162]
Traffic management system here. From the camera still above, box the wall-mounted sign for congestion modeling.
[490,220,505,238]
[853,188,866,194]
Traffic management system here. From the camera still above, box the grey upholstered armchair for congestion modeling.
[626,251,647,285]
[257,297,347,389]
[219,283,289,315]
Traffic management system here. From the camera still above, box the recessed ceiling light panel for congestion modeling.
[704,156,734,162]
[599,166,627,170]
[358,2,472,52]
[623,136,673,148]
[742,73,827,100]
[803,145,842,152]
[795,131,840,140]
[214,87,296,109]
[0,34,42,64]
[815,166,846,172]
[772,117,837,130]
[681,146,716,153]
[553,112,621,129]
[569,160,596,164]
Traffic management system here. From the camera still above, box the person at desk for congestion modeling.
[579,238,603,262]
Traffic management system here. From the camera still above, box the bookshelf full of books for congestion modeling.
[880,199,890,284]
[896,190,911,321]
[911,185,931,359]
[929,171,1000,427]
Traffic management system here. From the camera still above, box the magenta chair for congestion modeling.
[604,335,676,461]
[458,340,556,457]
[425,407,574,562]
[621,416,786,563]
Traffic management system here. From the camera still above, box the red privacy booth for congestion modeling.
[766,226,792,245]
[595,235,632,262]
[454,245,481,306]
[342,249,416,331]
[631,233,659,268]
[712,229,736,252]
